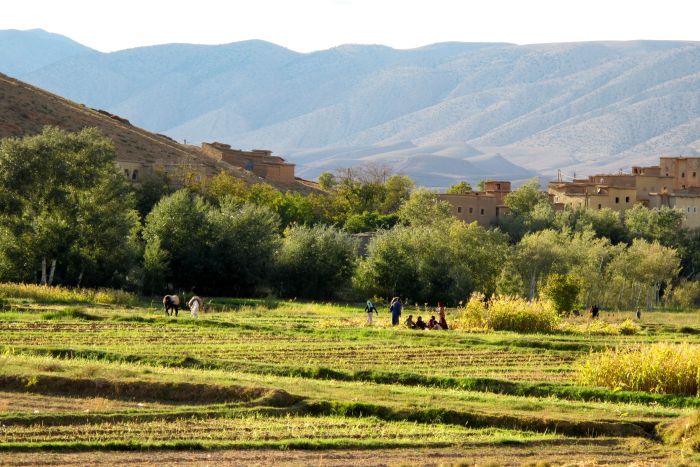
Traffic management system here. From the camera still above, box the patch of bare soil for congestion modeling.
[0,440,687,467]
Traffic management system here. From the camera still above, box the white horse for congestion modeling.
[188,296,204,318]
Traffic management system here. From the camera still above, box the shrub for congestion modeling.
[578,343,700,396]
[669,280,700,309]
[560,318,641,336]
[540,273,580,314]
[456,294,559,333]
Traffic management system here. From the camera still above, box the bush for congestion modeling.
[560,318,641,336]
[540,273,580,314]
[456,293,560,333]
[669,280,700,309]
[578,343,700,396]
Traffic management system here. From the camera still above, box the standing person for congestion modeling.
[364,299,378,324]
[390,297,402,326]
[437,301,448,330]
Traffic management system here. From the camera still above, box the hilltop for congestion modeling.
[4,31,700,186]
[0,71,316,192]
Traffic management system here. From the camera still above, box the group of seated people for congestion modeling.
[404,314,447,330]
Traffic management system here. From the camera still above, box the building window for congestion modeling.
[480,208,484,215]
[457,206,462,213]
[625,196,629,203]
[124,169,130,177]
[496,183,501,190]
[682,172,685,178]
[132,169,139,181]
[469,207,473,214]
[688,207,692,213]
[615,197,619,204]
[598,204,602,209]
[694,172,697,178]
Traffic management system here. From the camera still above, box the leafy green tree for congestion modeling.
[207,200,281,295]
[397,189,452,226]
[275,225,356,299]
[203,171,248,206]
[142,190,212,291]
[133,170,173,218]
[318,172,337,190]
[511,229,573,299]
[381,175,414,213]
[624,204,685,243]
[0,127,140,286]
[554,206,628,244]
[503,178,549,215]
[541,273,581,314]
[344,211,399,233]
[446,181,472,194]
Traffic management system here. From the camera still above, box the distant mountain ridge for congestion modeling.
[3,30,700,186]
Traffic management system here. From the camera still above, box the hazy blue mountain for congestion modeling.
[0,29,95,76]
[5,31,700,185]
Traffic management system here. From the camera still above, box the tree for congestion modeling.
[142,190,212,291]
[381,175,414,213]
[503,178,549,215]
[318,172,337,190]
[344,211,398,233]
[207,200,281,295]
[133,169,174,218]
[510,229,573,299]
[624,204,685,244]
[541,273,581,314]
[275,225,356,299]
[0,127,140,286]
[446,181,472,195]
[397,189,452,226]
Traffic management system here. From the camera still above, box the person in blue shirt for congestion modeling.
[389,297,402,326]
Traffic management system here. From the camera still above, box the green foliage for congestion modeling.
[541,273,581,314]
[133,170,174,218]
[669,280,700,308]
[397,189,452,226]
[503,178,549,215]
[624,204,685,243]
[456,293,560,333]
[354,221,509,302]
[446,181,472,194]
[143,190,280,295]
[578,343,700,396]
[317,172,337,190]
[554,206,628,244]
[275,225,356,299]
[344,211,398,233]
[0,127,140,287]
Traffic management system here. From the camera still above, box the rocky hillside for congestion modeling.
[5,30,700,186]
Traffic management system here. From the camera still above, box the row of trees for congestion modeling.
[0,128,695,308]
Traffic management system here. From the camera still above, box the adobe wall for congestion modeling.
[438,193,507,227]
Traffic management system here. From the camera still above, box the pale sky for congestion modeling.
[3,0,699,52]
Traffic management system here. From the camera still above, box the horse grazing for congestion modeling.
[163,294,181,316]
[188,296,203,318]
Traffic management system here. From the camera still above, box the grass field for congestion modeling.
[0,290,699,465]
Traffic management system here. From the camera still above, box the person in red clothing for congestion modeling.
[437,301,448,330]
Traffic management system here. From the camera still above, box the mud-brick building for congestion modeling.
[438,181,511,227]
[201,142,296,183]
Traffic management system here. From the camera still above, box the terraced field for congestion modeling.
[0,298,698,465]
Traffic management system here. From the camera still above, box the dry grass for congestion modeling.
[455,294,560,333]
[0,283,137,306]
[578,343,700,396]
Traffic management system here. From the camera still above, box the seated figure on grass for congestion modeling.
[415,316,426,330]
[404,315,416,329]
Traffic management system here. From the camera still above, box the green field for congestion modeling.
[0,295,699,465]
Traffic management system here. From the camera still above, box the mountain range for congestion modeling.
[2,29,700,186]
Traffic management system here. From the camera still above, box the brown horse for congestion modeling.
[163,294,181,316]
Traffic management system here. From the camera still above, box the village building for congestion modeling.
[201,142,296,183]
[548,156,700,228]
[437,181,511,227]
